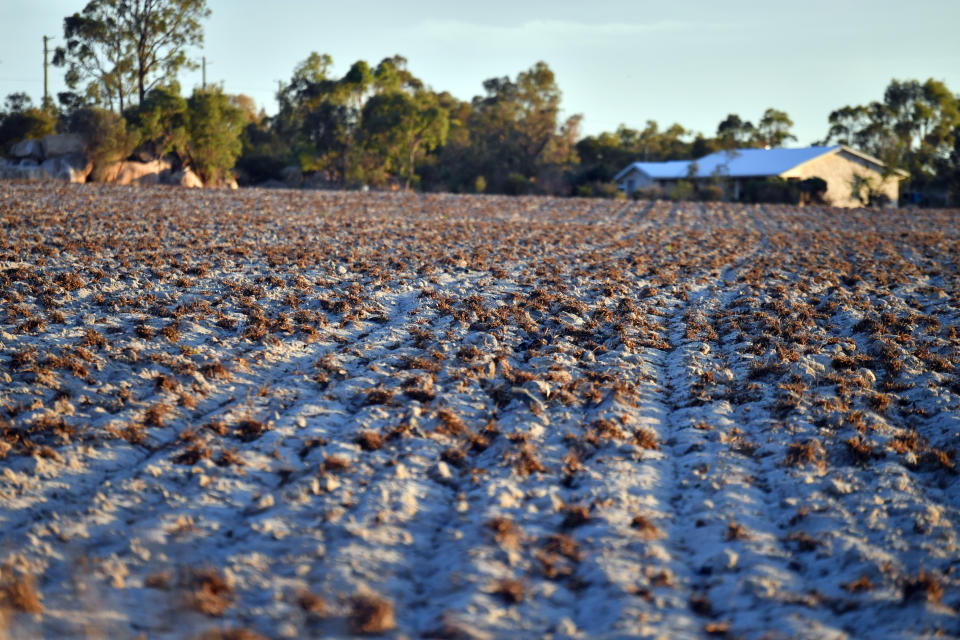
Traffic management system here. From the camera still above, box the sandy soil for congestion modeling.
[0,182,958,639]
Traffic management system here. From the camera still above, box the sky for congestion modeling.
[2,0,959,145]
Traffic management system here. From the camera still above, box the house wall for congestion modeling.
[617,168,655,193]
[781,151,900,207]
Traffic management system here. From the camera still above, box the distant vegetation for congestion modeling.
[1,0,959,203]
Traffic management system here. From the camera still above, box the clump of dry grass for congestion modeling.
[188,568,233,616]
[144,403,172,427]
[561,504,590,529]
[511,443,546,476]
[724,521,750,541]
[902,569,943,604]
[784,439,825,470]
[435,408,466,436]
[845,436,879,466]
[356,430,385,451]
[487,517,523,550]
[543,533,582,562]
[843,575,873,593]
[630,513,661,539]
[362,387,394,406]
[321,455,351,474]
[491,579,525,604]
[201,362,230,380]
[236,419,268,442]
[0,565,43,614]
[349,594,396,634]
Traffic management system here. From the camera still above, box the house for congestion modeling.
[614,145,908,207]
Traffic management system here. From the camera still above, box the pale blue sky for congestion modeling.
[2,0,958,145]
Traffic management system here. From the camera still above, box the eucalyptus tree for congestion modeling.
[54,0,209,111]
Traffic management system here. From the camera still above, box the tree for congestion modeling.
[756,108,796,147]
[129,84,188,158]
[465,61,581,194]
[820,78,960,196]
[61,106,140,180]
[184,86,244,184]
[54,0,209,111]
[0,93,58,155]
[360,90,448,189]
[716,114,755,148]
[54,3,135,111]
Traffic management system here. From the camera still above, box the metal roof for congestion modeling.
[614,145,904,183]
[690,146,840,177]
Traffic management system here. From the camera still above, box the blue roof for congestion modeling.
[615,145,845,182]
[691,146,840,177]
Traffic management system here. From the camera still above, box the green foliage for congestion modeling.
[821,78,960,197]
[54,0,209,111]
[573,121,695,194]
[630,186,664,201]
[184,87,244,184]
[474,175,487,193]
[738,176,828,205]
[504,172,531,195]
[0,94,57,155]
[62,106,139,180]
[696,183,724,201]
[667,180,695,201]
[128,85,188,159]
[797,177,828,204]
[717,109,795,149]
[359,90,448,189]
[462,61,580,194]
[849,173,891,207]
[235,118,290,185]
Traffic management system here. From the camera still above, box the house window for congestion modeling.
[627,178,635,191]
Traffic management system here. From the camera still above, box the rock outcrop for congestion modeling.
[2,132,214,188]
[10,138,44,161]
[40,134,84,158]
[106,159,173,185]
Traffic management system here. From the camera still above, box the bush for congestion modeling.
[63,107,139,181]
[697,183,725,201]
[235,119,291,185]
[630,186,664,201]
[798,177,827,204]
[741,177,796,204]
[129,86,188,160]
[0,93,57,156]
[667,180,695,201]
[185,87,245,185]
[504,172,530,195]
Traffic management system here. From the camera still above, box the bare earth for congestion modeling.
[1,183,958,639]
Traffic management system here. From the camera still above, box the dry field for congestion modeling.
[0,182,958,639]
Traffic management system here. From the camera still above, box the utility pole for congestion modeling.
[202,56,206,90]
[43,35,52,109]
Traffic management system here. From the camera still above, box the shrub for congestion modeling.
[0,93,57,156]
[697,183,725,201]
[185,87,246,185]
[630,186,664,201]
[63,106,140,181]
[504,172,530,195]
[667,179,695,201]
[129,86,188,160]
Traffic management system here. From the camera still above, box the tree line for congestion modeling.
[2,0,959,204]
